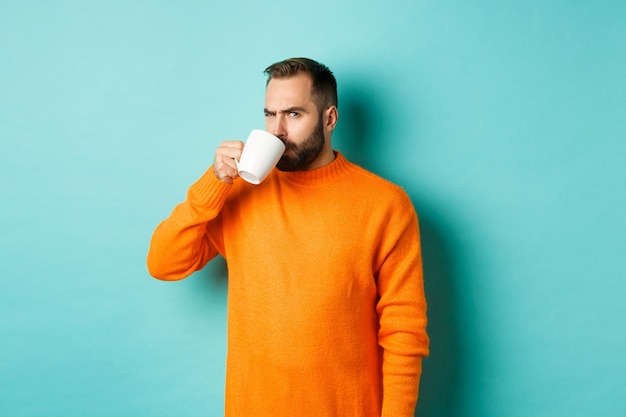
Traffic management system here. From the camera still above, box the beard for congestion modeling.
[276,116,325,172]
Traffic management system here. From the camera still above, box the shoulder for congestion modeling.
[343,159,414,206]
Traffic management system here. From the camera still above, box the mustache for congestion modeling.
[278,137,297,151]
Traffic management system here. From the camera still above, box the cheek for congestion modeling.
[294,119,317,137]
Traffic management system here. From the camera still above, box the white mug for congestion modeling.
[235,130,286,184]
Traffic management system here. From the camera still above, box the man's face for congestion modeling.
[264,73,326,171]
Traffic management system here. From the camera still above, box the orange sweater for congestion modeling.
[147,153,429,417]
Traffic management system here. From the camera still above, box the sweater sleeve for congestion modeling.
[146,167,233,281]
[376,191,430,417]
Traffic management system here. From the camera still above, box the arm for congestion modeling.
[146,141,243,280]
[376,193,430,417]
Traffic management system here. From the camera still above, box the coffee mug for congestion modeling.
[235,129,286,184]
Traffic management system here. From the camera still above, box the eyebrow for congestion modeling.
[264,106,309,115]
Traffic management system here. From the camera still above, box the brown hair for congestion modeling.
[264,57,338,110]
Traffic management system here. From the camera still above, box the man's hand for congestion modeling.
[213,140,244,184]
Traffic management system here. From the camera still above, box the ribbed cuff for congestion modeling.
[187,166,233,213]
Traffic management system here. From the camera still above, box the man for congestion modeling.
[147,58,429,417]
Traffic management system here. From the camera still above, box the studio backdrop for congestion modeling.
[1,1,624,416]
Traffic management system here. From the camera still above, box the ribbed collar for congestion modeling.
[274,151,352,187]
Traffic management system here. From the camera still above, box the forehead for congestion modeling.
[264,73,315,109]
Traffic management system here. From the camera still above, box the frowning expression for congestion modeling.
[264,73,328,171]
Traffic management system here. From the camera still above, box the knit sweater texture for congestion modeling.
[147,152,429,417]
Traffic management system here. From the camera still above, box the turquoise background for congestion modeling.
[1,1,625,416]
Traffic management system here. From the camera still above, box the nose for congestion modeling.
[269,115,287,138]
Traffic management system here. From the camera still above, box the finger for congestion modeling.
[213,141,244,183]
[215,141,244,159]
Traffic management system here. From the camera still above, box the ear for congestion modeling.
[324,106,338,132]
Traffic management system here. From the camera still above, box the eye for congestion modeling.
[264,111,275,118]
[289,111,299,118]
